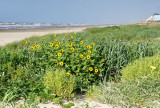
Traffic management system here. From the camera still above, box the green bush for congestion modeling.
[43,68,76,99]
[121,53,160,81]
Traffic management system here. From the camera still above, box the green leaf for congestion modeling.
[82,66,87,71]
[90,60,95,65]
[67,102,74,107]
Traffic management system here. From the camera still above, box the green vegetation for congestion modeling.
[121,53,160,81]
[1,24,160,107]
[87,78,160,107]
[85,25,160,41]
[43,68,76,99]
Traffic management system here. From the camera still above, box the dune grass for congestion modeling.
[87,78,160,107]
[84,25,160,41]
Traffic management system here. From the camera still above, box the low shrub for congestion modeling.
[121,53,160,81]
[43,68,76,99]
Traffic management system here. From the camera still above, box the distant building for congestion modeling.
[146,13,160,22]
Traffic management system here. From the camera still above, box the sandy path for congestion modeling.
[0,26,88,46]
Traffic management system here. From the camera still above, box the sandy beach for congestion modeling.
[0,97,118,108]
[0,26,89,46]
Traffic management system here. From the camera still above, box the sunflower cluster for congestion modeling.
[27,32,100,86]
[89,67,98,73]
[30,43,40,50]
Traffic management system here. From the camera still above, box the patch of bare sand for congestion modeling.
[0,98,119,108]
[0,26,88,46]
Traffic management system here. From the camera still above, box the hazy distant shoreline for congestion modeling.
[0,24,109,32]
[0,22,97,30]
[0,26,88,32]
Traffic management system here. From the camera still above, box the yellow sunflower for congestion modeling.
[87,55,90,59]
[87,45,91,49]
[58,41,60,45]
[70,35,73,38]
[54,34,56,37]
[24,40,27,44]
[71,47,75,51]
[88,50,91,53]
[50,43,53,47]
[92,42,95,46]
[66,72,70,76]
[95,69,98,73]
[80,54,84,58]
[59,62,64,66]
[55,39,57,42]
[69,43,72,47]
[61,49,64,52]
[74,33,76,36]
[89,67,93,71]
[34,44,36,47]
[58,53,62,57]
[65,33,68,36]
[80,41,83,44]
[31,47,34,50]
[36,45,40,48]
[101,58,105,61]
[55,45,59,48]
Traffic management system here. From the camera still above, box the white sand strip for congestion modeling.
[0,26,88,46]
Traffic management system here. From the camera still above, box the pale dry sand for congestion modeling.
[0,26,88,46]
[0,98,119,108]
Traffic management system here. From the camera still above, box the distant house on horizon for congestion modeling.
[146,13,160,22]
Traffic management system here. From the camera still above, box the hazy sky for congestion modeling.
[0,0,160,24]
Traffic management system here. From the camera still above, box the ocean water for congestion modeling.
[0,22,90,30]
